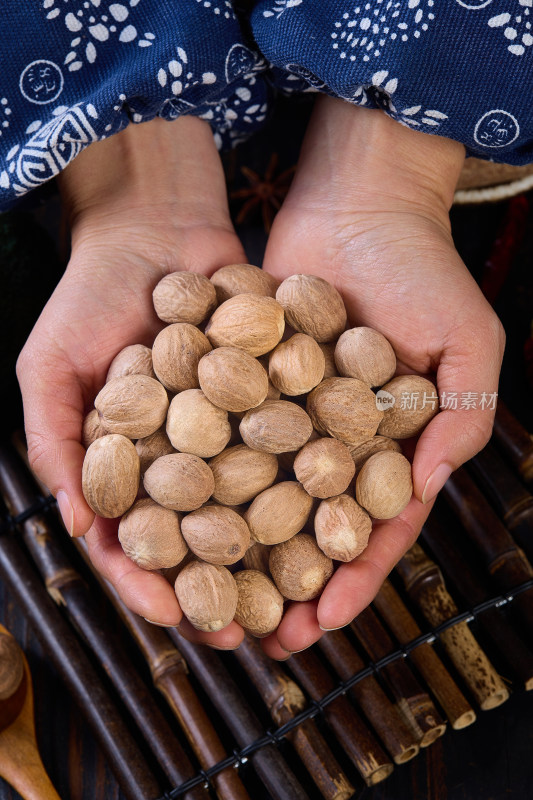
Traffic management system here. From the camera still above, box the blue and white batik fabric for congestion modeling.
[1,1,532,212]
[0,0,269,211]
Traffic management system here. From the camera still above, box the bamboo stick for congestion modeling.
[423,512,533,691]
[469,443,533,560]
[287,649,394,786]
[0,443,207,800]
[0,529,162,800]
[442,467,533,640]
[318,630,420,765]
[350,608,446,746]
[493,400,533,488]
[234,636,355,800]
[74,537,251,800]
[396,543,509,710]
[168,630,311,800]
[373,579,476,729]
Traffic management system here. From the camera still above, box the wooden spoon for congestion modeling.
[0,624,61,799]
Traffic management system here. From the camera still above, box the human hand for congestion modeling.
[17,116,248,647]
[260,96,505,659]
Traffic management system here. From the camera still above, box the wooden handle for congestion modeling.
[0,649,61,800]
[0,630,24,701]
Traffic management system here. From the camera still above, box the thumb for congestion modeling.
[412,317,505,504]
[17,346,95,536]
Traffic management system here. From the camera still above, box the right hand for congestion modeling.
[17,116,248,645]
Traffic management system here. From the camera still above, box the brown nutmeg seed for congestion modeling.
[241,541,272,575]
[306,377,383,446]
[82,434,140,518]
[209,444,278,506]
[240,399,313,454]
[210,263,279,304]
[355,451,413,519]
[144,453,214,511]
[318,342,339,379]
[181,505,250,565]
[276,274,347,343]
[166,389,231,458]
[314,494,372,562]
[152,323,212,393]
[95,374,169,439]
[293,438,355,498]
[135,428,176,475]
[82,408,107,449]
[268,333,325,396]
[118,498,188,570]
[152,271,217,325]
[269,533,334,601]
[106,344,155,382]
[234,570,284,637]
[245,480,313,545]
[175,561,238,632]
[205,294,285,357]
[377,375,439,439]
[347,435,402,471]
[0,631,24,701]
[198,347,268,412]
[334,327,396,387]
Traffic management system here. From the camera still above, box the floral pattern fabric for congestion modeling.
[1,0,532,211]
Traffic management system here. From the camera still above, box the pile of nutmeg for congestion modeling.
[81,265,438,637]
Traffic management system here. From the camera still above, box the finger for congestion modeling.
[85,517,182,626]
[260,632,293,661]
[317,496,433,631]
[273,598,323,654]
[17,346,95,537]
[175,619,244,650]
[412,316,505,504]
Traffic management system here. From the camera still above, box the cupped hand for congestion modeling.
[260,97,505,658]
[16,116,247,644]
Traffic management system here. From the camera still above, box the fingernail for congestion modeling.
[205,643,241,651]
[143,618,180,628]
[319,624,348,632]
[422,463,453,504]
[57,490,74,535]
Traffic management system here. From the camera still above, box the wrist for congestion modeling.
[58,116,232,242]
[295,96,465,224]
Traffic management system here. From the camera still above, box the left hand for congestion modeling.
[259,97,505,659]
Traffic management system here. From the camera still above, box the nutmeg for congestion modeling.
[209,444,278,506]
[106,344,155,382]
[152,323,212,393]
[275,274,347,342]
[198,347,268,413]
[334,327,396,387]
[118,498,188,570]
[205,294,285,357]
[135,428,176,475]
[152,271,217,325]
[144,453,214,512]
[314,494,372,562]
[306,377,383,446]
[318,342,339,379]
[244,481,313,545]
[82,408,107,449]
[0,631,24,701]
[241,541,272,575]
[355,451,413,519]
[293,438,355,498]
[268,333,325,396]
[347,435,402,471]
[269,533,334,601]
[95,374,169,439]
[175,561,238,632]
[181,505,250,565]
[166,389,231,458]
[377,375,439,439]
[234,570,284,637]
[82,434,140,518]
[240,400,313,454]
[210,263,279,304]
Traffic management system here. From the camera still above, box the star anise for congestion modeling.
[230,153,296,233]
